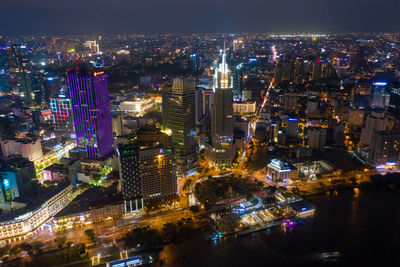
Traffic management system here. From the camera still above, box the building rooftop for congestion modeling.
[54,185,122,219]
[268,159,297,171]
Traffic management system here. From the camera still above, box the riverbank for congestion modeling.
[157,187,400,267]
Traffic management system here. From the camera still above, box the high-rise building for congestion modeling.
[360,112,394,145]
[50,91,74,134]
[286,116,298,138]
[162,78,198,175]
[6,45,34,105]
[368,130,400,165]
[307,127,327,150]
[206,49,234,164]
[283,93,298,112]
[371,82,390,108]
[117,144,177,212]
[67,69,114,159]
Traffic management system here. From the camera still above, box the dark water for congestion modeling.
[157,188,400,267]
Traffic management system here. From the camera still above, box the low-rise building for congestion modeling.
[266,159,298,183]
[53,186,124,230]
[0,182,73,243]
[0,138,43,161]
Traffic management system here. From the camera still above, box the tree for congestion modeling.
[9,245,21,256]
[0,244,10,258]
[182,179,192,191]
[84,229,96,242]
[19,242,32,252]
[55,236,67,248]
[31,241,44,255]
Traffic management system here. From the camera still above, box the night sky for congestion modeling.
[1,0,400,35]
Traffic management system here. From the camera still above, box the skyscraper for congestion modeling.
[206,49,234,164]
[307,127,327,150]
[371,82,390,108]
[162,78,198,175]
[67,69,114,159]
[117,144,177,212]
[6,45,34,105]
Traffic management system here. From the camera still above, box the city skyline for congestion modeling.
[1,28,400,266]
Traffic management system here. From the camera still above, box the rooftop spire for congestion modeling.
[221,41,227,73]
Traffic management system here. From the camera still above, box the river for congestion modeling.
[156,188,400,267]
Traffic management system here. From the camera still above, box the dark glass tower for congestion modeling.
[7,45,34,105]
[162,78,198,175]
[67,69,114,159]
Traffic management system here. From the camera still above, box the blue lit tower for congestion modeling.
[372,81,390,108]
[67,69,114,159]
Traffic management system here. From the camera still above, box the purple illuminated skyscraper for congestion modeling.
[67,69,114,159]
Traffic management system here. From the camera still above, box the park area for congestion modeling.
[194,176,264,207]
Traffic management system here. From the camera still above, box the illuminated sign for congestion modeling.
[50,98,72,121]
[41,110,52,116]
[373,82,387,86]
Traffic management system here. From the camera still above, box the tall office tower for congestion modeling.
[50,88,74,135]
[368,130,400,165]
[162,78,198,176]
[0,157,37,203]
[283,93,298,112]
[360,112,394,145]
[275,61,293,83]
[117,144,177,212]
[232,67,243,101]
[117,143,142,211]
[307,127,327,150]
[286,116,298,138]
[206,49,234,164]
[333,124,346,145]
[371,82,390,108]
[67,69,114,159]
[6,45,34,105]
[188,53,201,73]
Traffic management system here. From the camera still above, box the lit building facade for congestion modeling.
[0,157,36,204]
[371,82,390,108]
[67,70,114,159]
[233,101,257,114]
[0,183,72,243]
[368,130,400,165]
[266,159,298,183]
[117,144,177,212]
[50,93,74,134]
[0,139,43,162]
